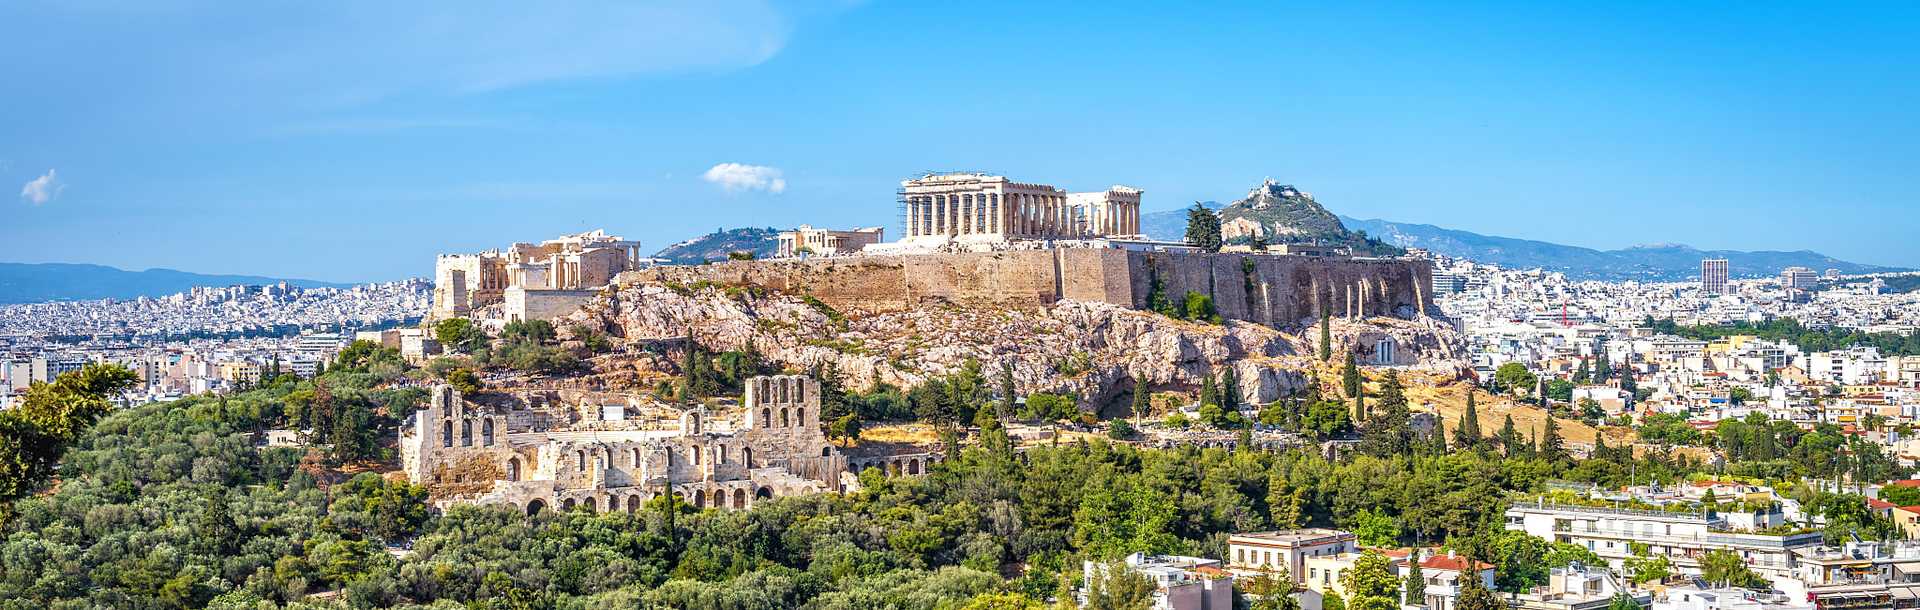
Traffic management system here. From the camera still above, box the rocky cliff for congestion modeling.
[564,282,1466,410]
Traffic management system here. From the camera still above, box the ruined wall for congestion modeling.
[621,249,1430,328]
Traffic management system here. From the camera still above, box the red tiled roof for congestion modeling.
[1866,498,1896,510]
[1421,556,1495,572]
[1889,480,1920,488]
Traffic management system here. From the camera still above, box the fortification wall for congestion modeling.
[620,249,1430,328]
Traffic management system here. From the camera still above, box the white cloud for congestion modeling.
[19,169,62,205]
[702,163,787,194]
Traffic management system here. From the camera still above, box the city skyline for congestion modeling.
[4,2,1918,282]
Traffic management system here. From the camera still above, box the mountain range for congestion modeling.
[1139,204,1902,281]
[0,263,353,304]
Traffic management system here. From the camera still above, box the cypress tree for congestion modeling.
[1201,371,1219,407]
[1342,351,1363,399]
[1404,558,1426,606]
[1542,416,1567,463]
[1221,367,1242,411]
[1319,310,1333,361]
[1454,389,1482,449]
[1130,379,1151,423]
[1497,415,1523,458]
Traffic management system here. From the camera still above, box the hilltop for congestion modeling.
[650,227,780,264]
[1213,180,1404,256]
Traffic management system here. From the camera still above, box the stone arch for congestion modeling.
[627,494,642,513]
[442,421,453,447]
[690,445,702,466]
[780,408,790,428]
[584,496,597,512]
[526,499,546,515]
[821,446,832,457]
[461,420,472,446]
[733,488,746,509]
[711,489,724,509]
[506,457,521,482]
[796,408,806,427]
[481,419,494,446]
[908,458,921,475]
[562,498,576,511]
[760,408,771,428]
[688,412,702,435]
[756,486,773,500]
[693,490,705,508]
[743,446,753,468]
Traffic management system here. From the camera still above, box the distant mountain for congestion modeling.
[1214,180,1401,256]
[0,263,354,304]
[652,227,781,265]
[1139,200,1903,281]
[1340,217,1906,281]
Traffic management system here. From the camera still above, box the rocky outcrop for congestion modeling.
[566,283,1466,410]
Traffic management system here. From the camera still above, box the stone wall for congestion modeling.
[622,249,1430,327]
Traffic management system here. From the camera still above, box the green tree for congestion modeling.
[1607,593,1644,610]
[1456,578,1505,610]
[1494,363,1537,397]
[1403,559,1426,606]
[1454,390,1482,450]
[998,362,1018,421]
[1319,310,1334,361]
[1130,381,1152,423]
[433,317,488,354]
[1185,202,1222,252]
[1623,543,1673,585]
[0,363,139,508]
[1699,549,1765,589]
[1540,416,1568,464]
[829,413,863,446]
[1086,562,1158,610]
[1341,551,1401,610]
[1183,291,1220,323]
[1350,508,1400,547]
[1496,415,1524,458]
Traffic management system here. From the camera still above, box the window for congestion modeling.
[481,419,494,446]
[442,421,453,447]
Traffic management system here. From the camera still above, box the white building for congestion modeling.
[1084,552,1234,610]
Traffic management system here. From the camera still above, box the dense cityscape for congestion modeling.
[6,4,1919,610]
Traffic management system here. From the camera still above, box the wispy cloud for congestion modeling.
[3,1,802,114]
[20,169,62,205]
[702,163,786,194]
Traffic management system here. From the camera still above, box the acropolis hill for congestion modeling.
[626,247,1433,327]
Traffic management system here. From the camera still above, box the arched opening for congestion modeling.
[526,499,546,515]
[690,446,702,466]
[506,457,521,482]
[693,491,705,508]
[688,413,701,435]
[627,495,641,513]
[756,487,773,500]
[562,498,576,511]
[733,488,746,509]
[481,419,494,446]
[632,448,643,466]
[821,446,832,457]
[908,459,920,475]
[780,408,790,428]
[576,450,586,472]
[441,421,453,448]
[584,497,597,512]
[760,408,771,428]
[743,447,753,468]
[796,408,806,427]
[718,445,728,464]
[461,420,472,446]
[711,489,724,509]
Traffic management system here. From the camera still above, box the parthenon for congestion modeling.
[898,173,1142,241]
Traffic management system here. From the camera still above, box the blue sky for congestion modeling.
[3,1,1916,282]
